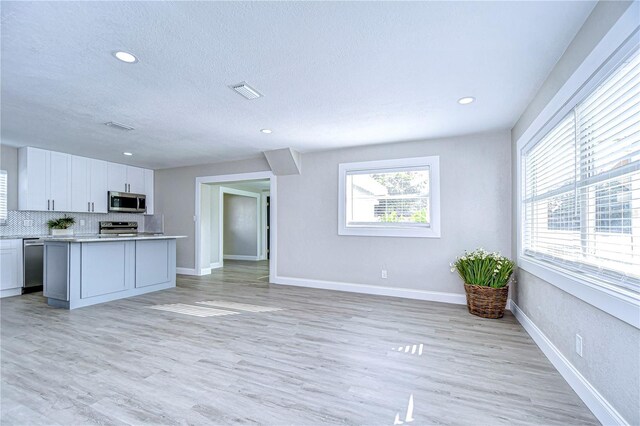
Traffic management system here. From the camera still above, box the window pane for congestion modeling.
[347,168,430,225]
[522,47,640,293]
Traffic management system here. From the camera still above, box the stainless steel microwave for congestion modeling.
[108,191,146,213]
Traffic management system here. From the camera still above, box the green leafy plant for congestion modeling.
[47,215,76,230]
[379,211,399,222]
[451,248,514,288]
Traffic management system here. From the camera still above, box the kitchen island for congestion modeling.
[44,235,186,309]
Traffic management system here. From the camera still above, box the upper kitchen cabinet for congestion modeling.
[71,156,108,213]
[107,164,146,195]
[90,159,109,213]
[127,166,145,194]
[18,147,71,212]
[144,169,154,215]
[19,147,153,213]
[107,163,128,193]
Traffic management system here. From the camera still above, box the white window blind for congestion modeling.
[523,47,640,295]
[0,170,7,225]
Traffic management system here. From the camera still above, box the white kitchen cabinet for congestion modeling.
[107,163,128,193]
[144,169,154,214]
[127,166,145,194]
[90,159,108,213]
[72,156,108,213]
[107,163,145,194]
[71,155,90,212]
[48,151,72,212]
[19,147,71,212]
[20,147,154,213]
[18,147,47,211]
[0,239,23,298]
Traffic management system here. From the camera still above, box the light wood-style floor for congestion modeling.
[1,261,598,425]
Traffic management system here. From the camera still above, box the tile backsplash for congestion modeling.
[0,210,146,237]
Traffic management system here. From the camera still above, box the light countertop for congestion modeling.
[43,234,187,242]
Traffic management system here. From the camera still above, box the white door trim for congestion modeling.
[194,171,276,281]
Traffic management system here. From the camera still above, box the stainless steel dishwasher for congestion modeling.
[23,238,44,293]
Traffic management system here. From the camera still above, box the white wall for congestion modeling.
[510,1,639,424]
[276,131,511,296]
[155,156,270,269]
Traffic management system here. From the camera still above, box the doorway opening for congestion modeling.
[195,172,275,282]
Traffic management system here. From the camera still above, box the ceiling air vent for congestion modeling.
[105,121,134,131]
[229,82,262,100]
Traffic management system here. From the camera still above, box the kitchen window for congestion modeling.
[338,156,440,238]
[522,47,640,296]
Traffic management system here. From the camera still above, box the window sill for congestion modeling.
[339,225,440,238]
[518,256,639,329]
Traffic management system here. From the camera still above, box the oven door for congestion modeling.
[109,191,140,212]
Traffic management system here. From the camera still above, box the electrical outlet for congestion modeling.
[79,220,86,226]
[23,220,33,227]
[575,334,583,357]
[381,269,388,279]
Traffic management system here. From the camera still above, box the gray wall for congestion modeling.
[276,131,511,294]
[154,156,270,269]
[223,193,258,257]
[511,1,639,424]
[0,144,19,211]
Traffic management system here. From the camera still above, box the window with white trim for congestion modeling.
[522,47,640,294]
[338,156,440,238]
[0,170,7,225]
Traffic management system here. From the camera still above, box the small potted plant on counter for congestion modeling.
[451,248,515,319]
[47,215,76,236]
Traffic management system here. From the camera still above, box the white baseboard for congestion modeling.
[224,255,260,261]
[0,288,22,299]
[176,267,197,275]
[511,302,627,426]
[210,262,223,269]
[272,275,467,305]
[175,267,212,276]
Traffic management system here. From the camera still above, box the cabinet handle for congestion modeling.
[48,199,50,211]
[88,202,90,212]
[52,200,55,211]
[92,202,94,212]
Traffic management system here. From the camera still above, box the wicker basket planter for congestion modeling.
[464,283,509,319]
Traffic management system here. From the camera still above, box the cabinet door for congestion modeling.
[18,147,48,211]
[107,163,127,192]
[127,166,145,194]
[47,151,72,212]
[71,156,90,212]
[0,240,23,291]
[144,169,154,214]
[89,159,108,213]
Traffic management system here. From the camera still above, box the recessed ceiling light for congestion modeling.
[113,51,138,63]
[123,152,133,156]
[261,129,272,134]
[458,96,475,105]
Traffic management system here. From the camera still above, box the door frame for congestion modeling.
[194,171,276,282]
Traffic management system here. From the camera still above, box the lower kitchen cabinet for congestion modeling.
[44,237,178,309]
[0,239,24,298]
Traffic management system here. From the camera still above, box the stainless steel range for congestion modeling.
[99,221,138,236]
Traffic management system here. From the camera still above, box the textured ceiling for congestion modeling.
[1,1,596,169]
